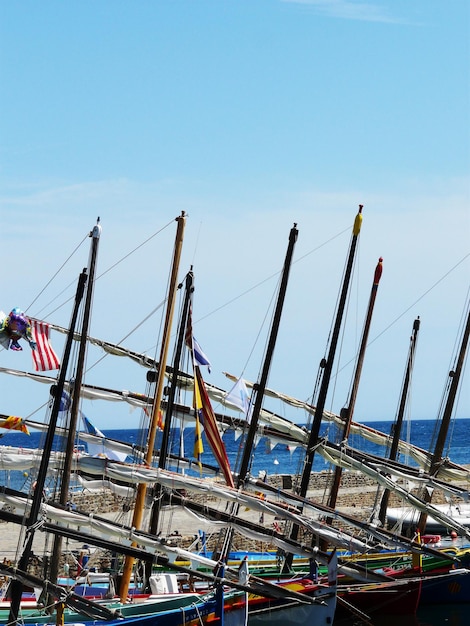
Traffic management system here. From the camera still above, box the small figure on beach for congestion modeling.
[0,308,36,352]
[77,545,90,575]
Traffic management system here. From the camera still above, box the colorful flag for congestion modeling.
[186,298,232,486]
[29,319,60,372]
[192,337,211,372]
[82,415,105,437]
[81,414,127,461]
[59,389,72,413]
[0,415,30,435]
[142,404,164,430]
[193,413,204,463]
[194,367,234,488]
[193,368,204,466]
[185,302,211,372]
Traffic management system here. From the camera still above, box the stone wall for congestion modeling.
[69,469,451,517]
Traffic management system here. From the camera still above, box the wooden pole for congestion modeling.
[119,212,186,601]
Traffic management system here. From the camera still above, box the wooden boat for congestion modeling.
[335,577,422,618]
[0,217,252,626]
[0,217,339,626]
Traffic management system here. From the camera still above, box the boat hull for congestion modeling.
[248,595,336,626]
[419,569,470,605]
[336,578,422,618]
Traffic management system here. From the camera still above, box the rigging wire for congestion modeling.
[334,253,470,379]
[204,226,352,429]
[195,225,350,325]
[95,218,175,282]
[84,299,167,374]
[30,219,175,320]
[26,233,90,316]
[440,287,470,458]
[364,254,469,350]
[231,273,282,476]
[190,220,203,268]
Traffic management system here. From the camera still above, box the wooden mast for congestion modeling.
[119,211,186,602]
[49,220,102,588]
[284,205,363,568]
[378,316,420,526]
[326,256,383,512]
[417,298,470,534]
[8,270,89,625]
[148,268,194,535]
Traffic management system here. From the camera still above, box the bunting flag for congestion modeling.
[58,389,72,413]
[29,319,60,372]
[185,299,233,486]
[142,405,164,430]
[193,364,204,467]
[0,415,30,435]
[194,366,234,488]
[192,337,211,372]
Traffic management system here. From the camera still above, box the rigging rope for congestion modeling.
[29,219,175,320]
[27,233,90,316]
[354,253,470,359]
[195,225,350,325]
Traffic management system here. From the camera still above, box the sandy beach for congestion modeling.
[0,504,203,567]
[0,469,461,568]
[0,476,374,570]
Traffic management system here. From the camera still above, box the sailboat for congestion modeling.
[386,294,470,538]
[133,224,338,625]
[2,210,464,620]
[0,217,342,626]
[0,210,428,622]
[0,216,256,626]
[203,222,338,624]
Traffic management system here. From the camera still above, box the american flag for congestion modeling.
[29,319,60,372]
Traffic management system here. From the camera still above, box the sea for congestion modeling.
[2,417,470,490]
[1,418,470,625]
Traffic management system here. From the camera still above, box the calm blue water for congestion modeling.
[1,418,470,492]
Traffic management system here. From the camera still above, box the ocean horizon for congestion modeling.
[1,417,469,493]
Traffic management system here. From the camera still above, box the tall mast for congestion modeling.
[8,270,88,625]
[417,298,470,534]
[327,257,383,512]
[215,224,298,565]
[148,269,194,535]
[378,316,420,526]
[298,206,363,497]
[284,206,363,566]
[119,211,186,601]
[49,220,101,587]
[237,223,298,486]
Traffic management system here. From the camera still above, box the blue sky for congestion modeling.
[1,0,469,433]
